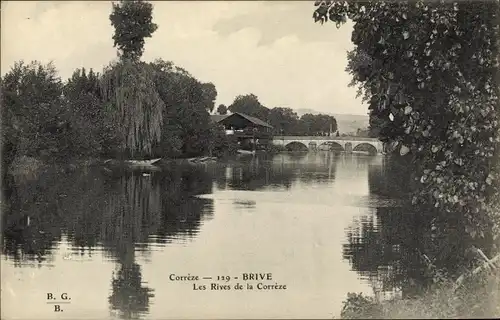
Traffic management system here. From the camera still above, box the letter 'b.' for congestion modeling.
[47,293,54,300]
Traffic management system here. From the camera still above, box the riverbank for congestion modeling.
[341,264,500,319]
[4,154,222,179]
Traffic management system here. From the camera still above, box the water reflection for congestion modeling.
[343,208,429,300]
[211,152,345,192]
[2,167,214,260]
[100,173,160,319]
[343,156,491,301]
[2,166,214,319]
[109,261,154,319]
[3,152,471,319]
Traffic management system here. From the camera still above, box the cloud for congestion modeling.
[1,1,116,76]
[212,1,353,47]
[1,1,367,115]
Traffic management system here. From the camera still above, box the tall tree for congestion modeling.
[103,1,164,158]
[313,1,500,242]
[109,0,158,61]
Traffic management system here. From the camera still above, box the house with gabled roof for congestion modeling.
[210,112,274,150]
[210,112,273,136]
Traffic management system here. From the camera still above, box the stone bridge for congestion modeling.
[271,136,384,154]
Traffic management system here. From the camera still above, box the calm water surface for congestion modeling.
[1,152,418,319]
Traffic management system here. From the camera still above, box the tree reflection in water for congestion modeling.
[102,173,157,319]
[108,247,153,319]
[1,165,214,319]
[343,156,494,301]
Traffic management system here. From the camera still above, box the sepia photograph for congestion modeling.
[1,0,499,319]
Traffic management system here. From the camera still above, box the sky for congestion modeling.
[1,1,368,116]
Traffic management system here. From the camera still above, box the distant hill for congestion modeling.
[295,108,369,134]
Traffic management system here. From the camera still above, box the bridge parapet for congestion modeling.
[273,136,379,142]
[272,136,384,154]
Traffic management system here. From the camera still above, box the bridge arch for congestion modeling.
[285,141,308,151]
[318,141,344,151]
[353,143,378,155]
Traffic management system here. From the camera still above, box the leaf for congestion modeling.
[403,31,409,39]
[400,145,410,156]
[470,229,477,239]
[486,176,492,185]
[404,105,412,114]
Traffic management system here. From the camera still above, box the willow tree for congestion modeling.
[101,61,164,158]
[102,0,163,158]
[313,1,500,245]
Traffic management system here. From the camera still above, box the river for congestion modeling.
[1,152,435,319]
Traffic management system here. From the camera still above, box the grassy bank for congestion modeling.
[341,265,500,319]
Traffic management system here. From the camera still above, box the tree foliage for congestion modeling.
[1,61,64,162]
[228,94,271,120]
[64,68,121,158]
[61,68,102,157]
[227,94,338,135]
[201,82,217,113]
[1,62,123,167]
[217,104,228,115]
[300,113,338,135]
[100,60,165,158]
[267,107,300,134]
[109,0,158,61]
[1,0,235,169]
[149,59,226,157]
[313,0,500,242]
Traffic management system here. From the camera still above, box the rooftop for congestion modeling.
[210,112,273,129]
[210,114,230,123]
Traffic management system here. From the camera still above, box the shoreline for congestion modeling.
[5,155,223,177]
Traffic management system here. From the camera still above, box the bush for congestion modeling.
[340,293,383,319]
